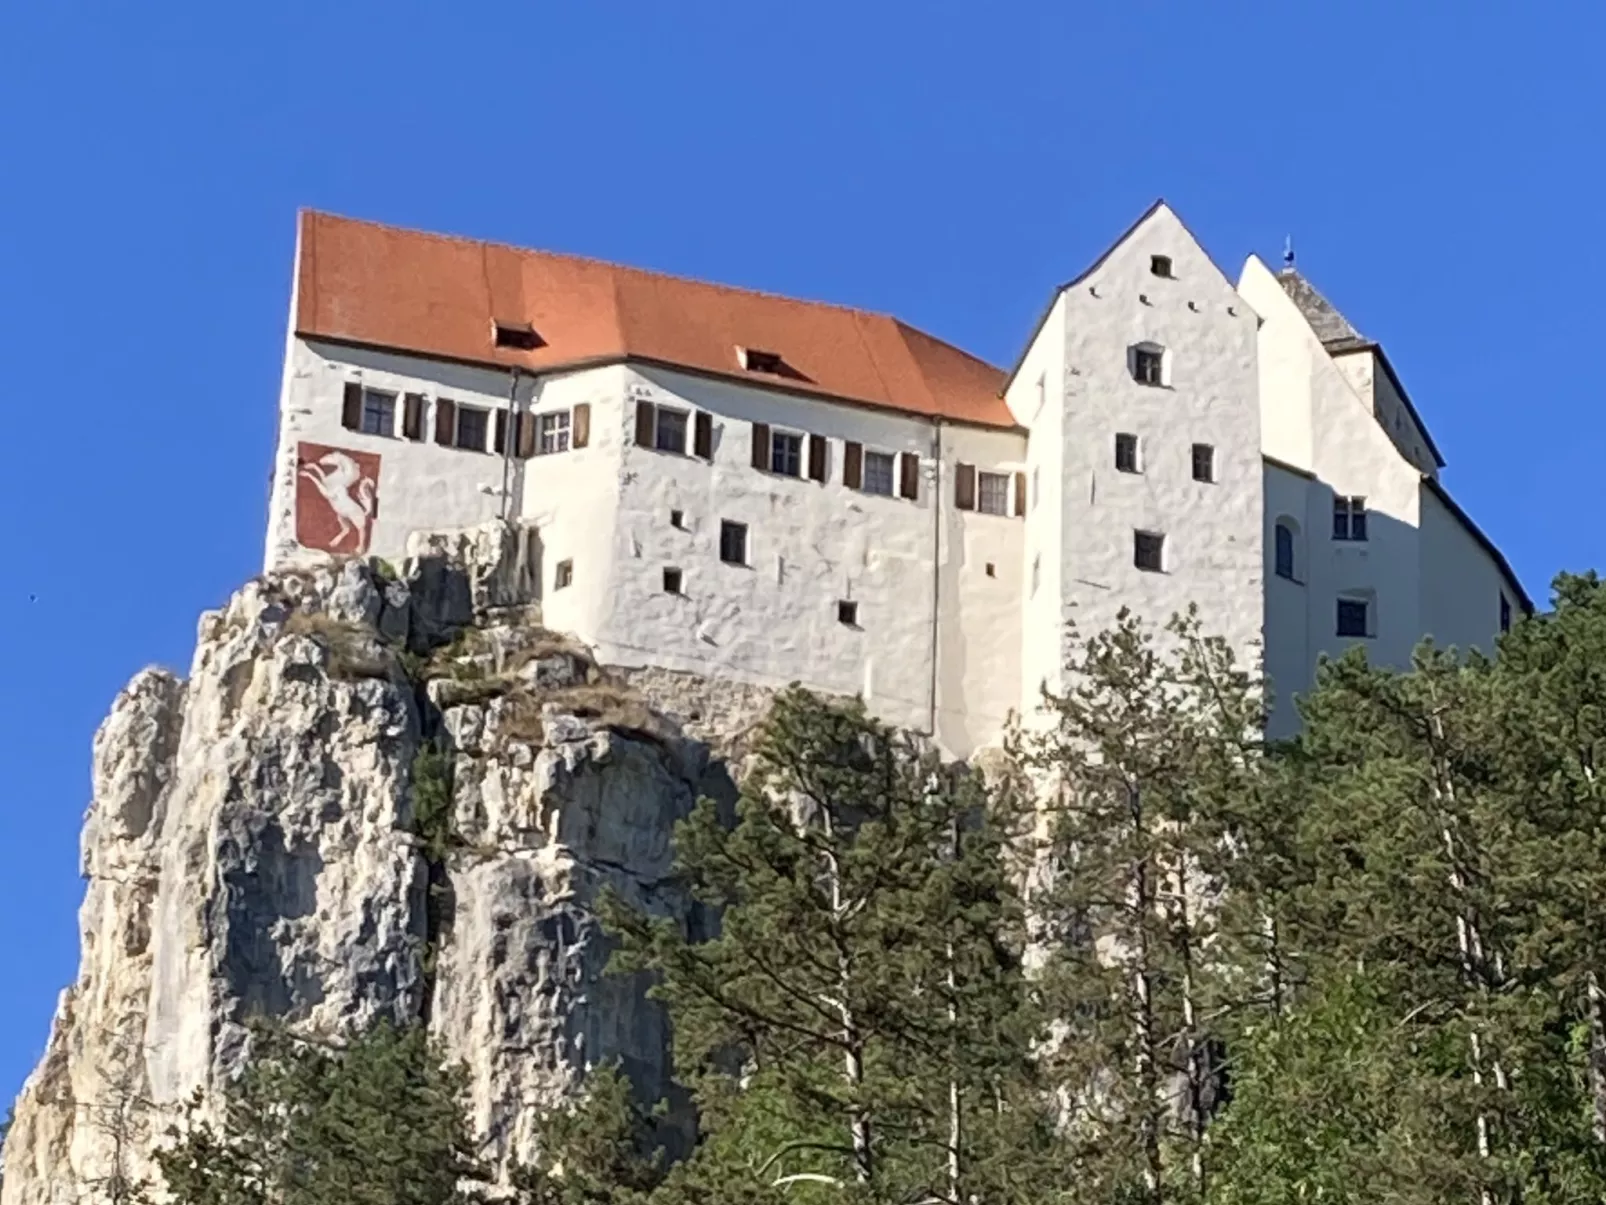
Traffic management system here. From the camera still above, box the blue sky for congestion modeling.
[2,1,1602,1109]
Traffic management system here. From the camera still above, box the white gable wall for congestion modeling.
[1418,486,1520,656]
[1055,206,1264,675]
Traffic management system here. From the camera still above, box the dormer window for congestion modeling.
[742,347,785,374]
[493,322,542,350]
[1150,255,1173,278]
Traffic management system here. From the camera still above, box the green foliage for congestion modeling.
[155,1022,486,1205]
[509,1064,668,1205]
[412,740,457,864]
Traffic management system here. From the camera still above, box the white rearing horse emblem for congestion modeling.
[299,450,377,552]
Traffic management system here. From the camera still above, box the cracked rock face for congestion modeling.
[1,524,723,1205]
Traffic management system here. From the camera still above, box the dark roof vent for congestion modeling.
[739,346,809,381]
[493,321,544,351]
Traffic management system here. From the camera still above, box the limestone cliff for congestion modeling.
[0,524,756,1205]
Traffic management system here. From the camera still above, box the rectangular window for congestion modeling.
[538,411,571,454]
[1337,598,1370,638]
[1133,347,1164,386]
[719,520,748,565]
[663,567,683,595]
[1191,443,1215,483]
[1333,496,1368,541]
[670,509,685,529]
[1134,530,1165,572]
[455,406,489,452]
[655,408,689,454]
[494,322,542,350]
[771,431,803,477]
[1115,433,1140,474]
[837,600,859,626]
[360,389,396,436]
[1500,594,1512,633]
[553,559,573,590]
[978,471,1010,515]
[863,451,895,496]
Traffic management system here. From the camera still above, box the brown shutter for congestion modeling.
[341,382,362,431]
[634,400,655,447]
[807,433,827,482]
[435,397,456,446]
[899,452,920,500]
[843,441,863,490]
[751,422,771,470]
[515,412,537,458]
[694,411,712,459]
[493,409,508,455]
[1014,471,1027,517]
[573,403,591,449]
[402,393,425,441]
[955,463,976,510]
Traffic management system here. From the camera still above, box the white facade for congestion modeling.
[265,202,1527,753]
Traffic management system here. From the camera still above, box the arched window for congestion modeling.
[1274,518,1299,582]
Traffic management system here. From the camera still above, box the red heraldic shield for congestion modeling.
[295,442,381,555]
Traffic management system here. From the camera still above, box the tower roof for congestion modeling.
[1275,267,1368,350]
[293,211,1015,429]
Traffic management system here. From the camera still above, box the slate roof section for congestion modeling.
[1275,267,1367,349]
[295,210,1015,430]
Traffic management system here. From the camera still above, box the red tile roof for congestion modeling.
[295,211,1015,429]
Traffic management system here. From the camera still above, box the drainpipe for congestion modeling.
[927,417,943,739]
[498,367,521,522]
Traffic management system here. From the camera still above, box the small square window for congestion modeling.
[670,509,685,529]
[1333,496,1368,541]
[978,471,1010,515]
[1115,433,1140,474]
[719,520,748,565]
[1191,443,1215,483]
[1132,347,1165,386]
[771,431,803,477]
[662,567,683,595]
[1134,531,1165,573]
[837,600,859,626]
[360,388,396,436]
[554,559,573,591]
[863,450,895,496]
[655,408,688,454]
[1150,255,1173,278]
[455,406,489,451]
[1500,594,1512,633]
[1337,598,1370,638]
[985,562,996,578]
[538,411,571,454]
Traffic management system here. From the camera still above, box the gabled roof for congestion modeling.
[294,211,1015,429]
[1276,266,1447,469]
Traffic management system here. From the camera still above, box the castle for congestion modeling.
[265,201,1526,754]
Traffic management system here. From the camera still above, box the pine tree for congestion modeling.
[1013,607,1266,1205]
[606,687,1052,1205]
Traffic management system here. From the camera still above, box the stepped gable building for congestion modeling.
[265,201,1527,752]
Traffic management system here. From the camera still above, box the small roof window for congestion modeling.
[738,346,808,381]
[1150,255,1173,278]
[494,321,544,351]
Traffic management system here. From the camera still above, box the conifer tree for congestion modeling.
[607,687,1052,1205]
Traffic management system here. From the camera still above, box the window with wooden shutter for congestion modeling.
[898,452,919,500]
[751,422,771,470]
[694,411,713,459]
[635,401,656,447]
[955,463,976,510]
[807,434,827,482]
[341,382,363,431]
[434,398,456,446]
[515,411,538,458]
[572,402,591,448]
[843,441,863,490]
[1014,471,1027,517]
[402,393,425,441]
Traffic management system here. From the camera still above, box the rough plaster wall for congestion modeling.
[1005,294,1068,715]
[1056,205,1264,671]
[1368,360,1438,476]
[595,365,1025,756]
[1261,463,1316,737]
[1418,487,1517,656]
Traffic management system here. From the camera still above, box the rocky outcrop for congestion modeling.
[1,524,724,1205]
